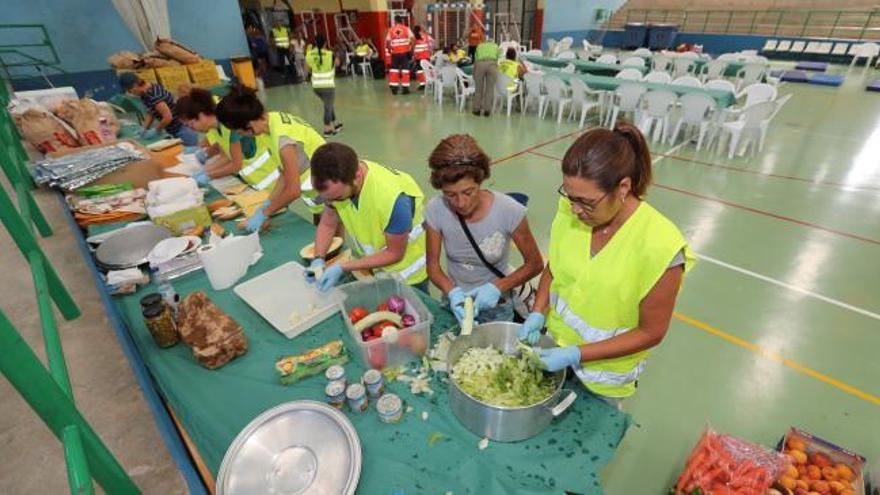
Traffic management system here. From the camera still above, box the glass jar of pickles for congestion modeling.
[142,297,179,348]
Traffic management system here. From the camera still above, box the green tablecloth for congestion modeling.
[549,71,737,108]
[524,55,648,76]
[97,205,630,493]
[639,54,746,78]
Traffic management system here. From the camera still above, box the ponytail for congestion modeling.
[613,122,652,198]
[561,120,653,199]
[315,33,326,66]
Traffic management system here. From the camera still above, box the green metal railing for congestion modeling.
[0,24,71,85]
[0,80,139,494]
[612,8,880,40]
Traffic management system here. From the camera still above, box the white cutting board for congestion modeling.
[233,261,343,339]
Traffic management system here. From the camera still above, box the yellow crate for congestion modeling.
[154,65,191,94]
[186,60,220,87]
[115,68,158,85]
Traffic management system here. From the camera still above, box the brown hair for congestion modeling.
[428,134,491,189]
[311,142,359,190]
[561,122,652,198]
[176,88,216,120]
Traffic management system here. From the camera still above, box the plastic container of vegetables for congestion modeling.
[336,276,433,369]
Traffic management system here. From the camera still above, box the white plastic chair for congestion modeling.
[700,60,728,82]
[704,79,736,94]
[735,63,767,91]
[717,53,740,62]
[652,54,673,72]
[644,71,672,84]
[673,58,696,77]
[668,93,716,149]
[633,48,652,58]
[436,65,459,105]
[454,68,475,112]
[638,90,677,143]
[493,73,523,116]
[420,60,437,96]
[546,38,558,56]
[622,56,646,68]
[672,76,702,88]
[561,63,576,74]
[556,50,577,60]
[525,49,543,57]
[557,37,574,54]
[568,78,603,128]
[605,83,646,128]
[719,100,777,159]
[616,68,643,80]
[522,72,546,114]
[596,54,618,64]
[679,51,701,60]
[851,42,880,66]
[539,76,571,124]
[736,83,777,108]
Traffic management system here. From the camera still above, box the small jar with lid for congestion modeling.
[325,364,346,387]
[325,381,346,409]
[376,393,403,424]
[362,369,384,397]
[345,383,368,412]
[142,299,179,348]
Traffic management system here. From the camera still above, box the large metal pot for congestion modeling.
[447,322,577,442]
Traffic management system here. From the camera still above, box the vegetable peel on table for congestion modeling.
[450,346,555,407]
[427,432,448,447]
[421,411,429,421]
[478,438,489,450]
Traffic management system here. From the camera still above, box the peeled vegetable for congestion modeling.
[353,311,402,332]
[451,346,555,407]
[460,297,475,336]
[387,295,406,314]
[401,314,416,327]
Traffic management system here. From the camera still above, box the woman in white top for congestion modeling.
[424,134,544,324]
[291,31,307,82]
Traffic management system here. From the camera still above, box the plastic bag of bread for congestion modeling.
[141,52,180,68]
[107,51,142,69]
[14,108,81,154]
[154,38,201,64]
[176,291,248,369]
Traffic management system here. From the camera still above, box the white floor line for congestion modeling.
[653,140,690,164]
[696,253,880,322]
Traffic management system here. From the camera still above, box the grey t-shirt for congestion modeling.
[423,191,527,291]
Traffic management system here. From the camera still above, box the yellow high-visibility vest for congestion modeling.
[272,26,290,49]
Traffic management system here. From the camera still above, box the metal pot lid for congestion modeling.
[217,401,361,495]
[95,224,172,269]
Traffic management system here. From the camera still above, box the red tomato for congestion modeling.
[349,306,369,324]
[367,343,387,369]
[376,303,390,312]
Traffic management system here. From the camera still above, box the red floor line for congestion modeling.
[490,129,584,165]
[652,183,880,246]
[519,149,880,246]
[654,152,880,192]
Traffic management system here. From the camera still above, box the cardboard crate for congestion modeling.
[186,60,220,87]
[115,68,158,85]
[154,66,191,94]
[778,427,866,495]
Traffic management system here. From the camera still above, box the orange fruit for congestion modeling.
[821,466,839,481]
[797,465,809,478]
[807,465,823,480]
[796,479,810,490]
[786,464,800,479]
[810,480,831,495]
[780,476,798,490]
[790,449,809,464]
[834,464,855,482]
[788,438,807,451]
[810,452,834,469]
[827,481,845,494]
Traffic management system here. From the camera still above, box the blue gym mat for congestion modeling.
[781,71,809,83]
[795,61,828,71]
[867,80,880,92]
[809,74,844,86]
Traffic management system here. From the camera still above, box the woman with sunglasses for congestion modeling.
[520,123,695,404]
[424,134,543,324]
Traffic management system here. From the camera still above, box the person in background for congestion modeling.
[424,134,543,324]
[471,37,500,117]
[467,23,483,61]
[216,86,326,232]
[271,20,295,81]
[246,24,270,79]
[385,16,415,94]
[520,123,694,405]
[498,47,527,93]
[175,88,248,186]
[305,34,344,137]
[306,142,428,292]
[118,72,198,146]
[291,31,308,82]
[411,25,433,90]
[353,38,373,75]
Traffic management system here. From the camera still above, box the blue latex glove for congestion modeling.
[192,169,210,186]
[195,148,209,164]
[183,145,200,154]
[140,128,159,140]
[518,312,545,345]
[245,206,267,233]
[538,345,581,372]
[304,258,325,284]
[316,264,344,292]
[469,282,501,315]
[447,287,467,323]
